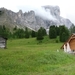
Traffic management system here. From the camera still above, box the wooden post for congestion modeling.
[4,39,7,49]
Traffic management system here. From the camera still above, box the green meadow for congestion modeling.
[0,37,75,75]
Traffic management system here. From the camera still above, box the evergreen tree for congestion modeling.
[0,10,4,15]
[0,25,3,36]
[49,25,57,39]
[13,26,17,31]
[13,28,25,38]
[31,30,36,37]
[0,25,9,38]
[61,32,66,42]
[69,24,75,34]
[42,28,47,36]
[59,25,69,42]
[25,27,29,38]
[56,26,59,36]
[36,27,44,40]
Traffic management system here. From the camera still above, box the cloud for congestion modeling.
[34,7,57,20]
[0,0,75,24]
[19,6,57,20]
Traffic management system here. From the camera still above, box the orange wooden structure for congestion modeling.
[61,34,75,51]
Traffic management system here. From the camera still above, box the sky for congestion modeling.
[0,0,75,24]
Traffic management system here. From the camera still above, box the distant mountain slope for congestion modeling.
[0,6,72,31]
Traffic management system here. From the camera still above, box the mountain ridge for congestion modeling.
[0,6,72,31]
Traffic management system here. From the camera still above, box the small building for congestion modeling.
[61,33,75,53]
[0,36,7,49]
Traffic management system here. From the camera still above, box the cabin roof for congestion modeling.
[0,36,8,40]
[61,33,75,49]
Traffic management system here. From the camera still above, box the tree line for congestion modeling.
[0,24,74,42]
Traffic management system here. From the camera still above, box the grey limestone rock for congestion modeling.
[0,6,72,32]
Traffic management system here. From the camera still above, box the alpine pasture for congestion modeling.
[0,37,75,75]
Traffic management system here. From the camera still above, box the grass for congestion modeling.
[0,37,75,75]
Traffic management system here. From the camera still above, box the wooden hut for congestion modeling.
[0,36,7,49]
[61,33,75,52]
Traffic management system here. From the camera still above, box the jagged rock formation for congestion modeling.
[42,6,72,28]
[0,6,72,31]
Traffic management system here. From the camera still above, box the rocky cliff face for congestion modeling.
[42,6,72,28]
[0,6,72,31]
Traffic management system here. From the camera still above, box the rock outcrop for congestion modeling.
[0,6,72,31]
[42,5,72,28]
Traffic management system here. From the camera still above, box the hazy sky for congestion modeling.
[0,0,75,24]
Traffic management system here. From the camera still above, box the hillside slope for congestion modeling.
[0,38,75,75]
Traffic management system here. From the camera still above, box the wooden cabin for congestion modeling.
[0,36,7,49]
[61,33,75,52]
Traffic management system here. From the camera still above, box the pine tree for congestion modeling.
[13,28,25,38]
[36,27,44,40]
[56,26,59,36]
[59,25,69,42]
[42,28,47,36]
[0,25,3,36]
[31,30,36,38]
[49,25,57,39]
[25,27,29,38]
[69,24,75,34]
[0,25,9,38]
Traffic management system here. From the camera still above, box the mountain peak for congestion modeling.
[0,6,72,31]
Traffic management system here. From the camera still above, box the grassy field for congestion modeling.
[0,37,75,75]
